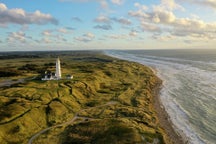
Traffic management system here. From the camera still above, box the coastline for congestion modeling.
[153,81,185,144]
[104,52,186,144]
[0,51,186,143]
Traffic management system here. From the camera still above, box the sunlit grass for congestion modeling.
[0,52,166,144]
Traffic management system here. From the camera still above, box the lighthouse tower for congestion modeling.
[55,57,61,80]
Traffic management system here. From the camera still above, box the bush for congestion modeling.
[18,64,38,71]
[0,68,22,77]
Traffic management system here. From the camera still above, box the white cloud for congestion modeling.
[75,32,95,42]
[129,30,138,37]
[100,0,109,9]
[152,34,175,41]
[0,3,7,11]
[42,27,74,37]
[7,31,32,43]
[128,1,216,40]
[105,34,127,39]
[111,17,131,25]
[41,38,51,44]
[42,30,53,36]
[39,29,70,44]
[161,0,184,11]
[83,32,95,38]
[94,15,131,30]
[58,28,68,33]
[56,35,67,42]
[59,0,125,9]
[0,3,58,25]
[111,0,124,5]
[94,24,112,30]
[141,22,161,32]
[151,7,176,23]
[181,0,216,10]
[59,0,109,9]
[134,2,148,11]
[128,10,149,19]
[94,15,110,23]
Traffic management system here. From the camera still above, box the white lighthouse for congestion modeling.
[55,57,61,79]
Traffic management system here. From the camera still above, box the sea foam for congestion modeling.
[105,50,216,144]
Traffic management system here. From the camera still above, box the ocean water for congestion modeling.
[105,50,216,144]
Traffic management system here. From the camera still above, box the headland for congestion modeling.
[0,51,181,144]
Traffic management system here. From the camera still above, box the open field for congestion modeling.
[0,51,169,144]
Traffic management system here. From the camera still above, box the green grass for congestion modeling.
[0,52,167,144]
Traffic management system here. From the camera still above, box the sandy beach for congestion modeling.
[153,82,185,144]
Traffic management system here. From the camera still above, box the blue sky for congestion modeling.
[0,0,215,51]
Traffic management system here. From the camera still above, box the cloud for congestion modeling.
[94,15,131,29]
[42,30,53,36]
[71,17,82,22]
[57,27,75,34]
[42,27,74,37]
[75,32,95,42]
[128,10,149,19]
[160,0,184,11]
[65,27,75,30]
[0,3,58,25]
[129,2,178,24]
[134,2,148,11]
[151,7,176,23]
[41,38,52,44]
[58,28,68,33]
[141,22,161,32]
[129,30,138,37]
[0,3,7,11]
[56,35,67,42]
[20,25,29,31]
[105,34,127,39]
[181,0,216,10]
[59,0,109,9]
[94,24,112,30]
[197,0,216,9]
[59,0,125,9]
[111,0,124,5]
[170,18,216,40]
[128,2,216,40]
[111,17,131,25]
[7,31,32,43]
[94,15,110,23]
[100,0,109,9]
[152,34,175,41]
[83,32,95,38]
[39,27,74,44]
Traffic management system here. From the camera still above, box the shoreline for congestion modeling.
[153,81,185,144]
[0,51,186,143]
[104,52,186,143]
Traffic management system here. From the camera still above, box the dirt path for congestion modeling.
[0,76,36,87]
[0,79,24,87]
[28,101,117,144]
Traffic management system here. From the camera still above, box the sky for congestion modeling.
[0,0,215,51]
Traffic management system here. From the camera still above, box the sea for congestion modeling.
[105,49,216,144]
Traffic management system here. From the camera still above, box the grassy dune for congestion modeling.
[0,52,169,144]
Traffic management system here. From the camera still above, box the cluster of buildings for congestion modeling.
[41,57,73,80]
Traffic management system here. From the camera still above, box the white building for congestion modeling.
[42,57,62,80]
[55,57,61,80]
[41,57,73,81]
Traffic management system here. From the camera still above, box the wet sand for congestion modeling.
[153,82,186,144]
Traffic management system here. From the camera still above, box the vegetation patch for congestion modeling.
[0,51,166,144]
